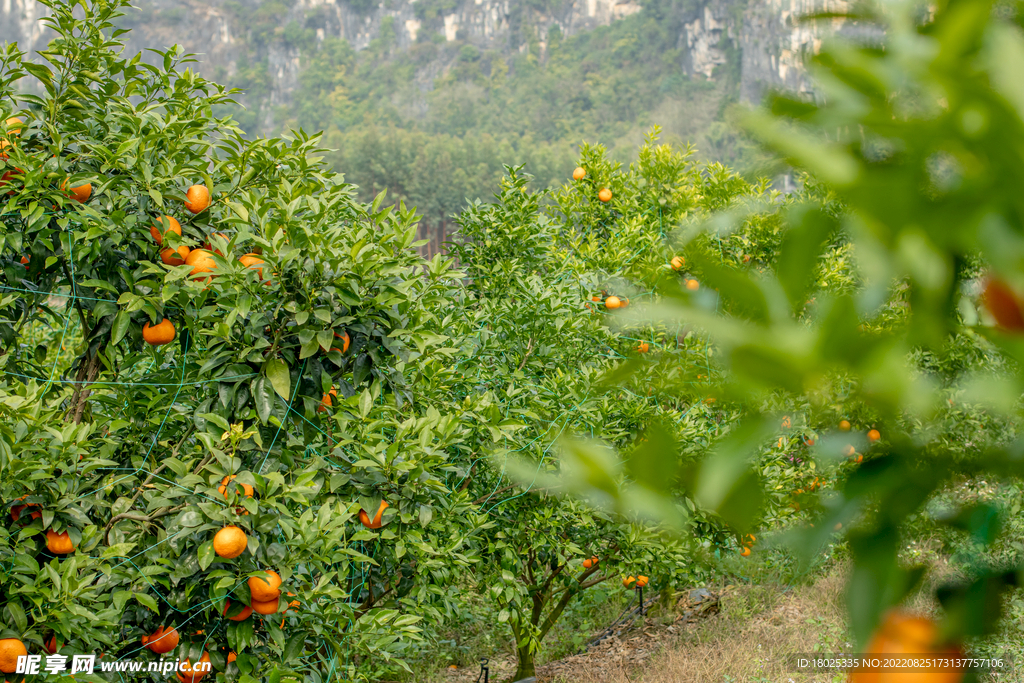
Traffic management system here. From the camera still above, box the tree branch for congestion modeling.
[516,338,536,371]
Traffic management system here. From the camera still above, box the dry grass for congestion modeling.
[559,567,851,683]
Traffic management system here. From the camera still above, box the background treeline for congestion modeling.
[213,0,764,246]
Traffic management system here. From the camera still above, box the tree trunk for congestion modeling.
[511,643,536,682]
[66,347,102,423]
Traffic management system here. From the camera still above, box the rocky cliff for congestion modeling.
[1,0,847,130]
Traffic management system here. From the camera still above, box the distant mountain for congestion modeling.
[2,0,837,131]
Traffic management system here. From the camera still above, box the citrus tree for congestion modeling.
[444,138,766,680]
[543,0,1024,665]
[0,0,486,680]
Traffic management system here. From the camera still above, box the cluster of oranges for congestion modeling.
[739,533,755,558]
[668,254,699,290]
[622,574,649,589]
[795,478,825,495]
[9,495,76,556]
[590,294,630,310]
[140,190,267,347]
[571,166,612,203]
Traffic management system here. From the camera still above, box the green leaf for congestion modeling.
[198,541,215,571]
[111,309,130,345]
[135,592,159,612]
[265,359,290,399]
[252,376,273,425]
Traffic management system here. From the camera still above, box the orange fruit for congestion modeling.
[213,525,247,559]
[686,279,699,291]
[740,547,751,557]
[854,454,863,464]
[185,249,217,277]
[844,445,856,457]
[46,529,74,554]
[981,277,1024,331]
[185,185,210,214]
[239,253,265,279]
[605,296,622,310]
[10,496,39,523]
[839,419,851,431]
[0,639,27,674]
[781,416,791,429]
[318,388,338,413]
[834,522,843,531]
[572,167,586,180]
[598,188,612,202]
[333,330,351,353]
[160,245,190,266]
[850,611,962,683]
[45,635,58,654]
[141,626,179,654]
[248,570,282,602]
[670,256,684,270]
[60,180,91,202]
[222,599,253,621]
[142,319,176,346]
[218,475,254,499]
[18,255,28,268]
[227,652,237,664]
[582,558,593,569]
[622,575,636,588]
[178,652,211,683]
[636,575,649,587]
[591,295,601,302]
[251,596,279,615]
[591,556,598,564]
[359,500,389,529]
[149,216,181,245]
[867,429,881,443]
[742,534,756,546]
[636,342,649,353]
[279,592,300,628]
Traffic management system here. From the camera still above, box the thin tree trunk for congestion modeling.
[66,347,102,423]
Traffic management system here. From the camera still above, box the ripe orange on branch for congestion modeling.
[686,279,699,291]
[46,530,74,554]
[868,429,881,443]
[251,596,280,615]
[213,525,247,559]
[177,652,211,683]
[141,626,179,654]
[218,475,254,499]
[60,179,91,202]
[0,639,27,674]
[572,167,586,180]
[670,256,684,270]
[333,330,351,353]
[359,500,389,529]
[142,319,176,346]
[839,420,851,431]
[239,253,265,279]
[605,296,622,310]
[160,245,190,266]
[184,184,210,214]
[248,570,282,602]
[185,249,217,277]
[222,599,252,621]
[149,216,181,245]
[598,188,612,202]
